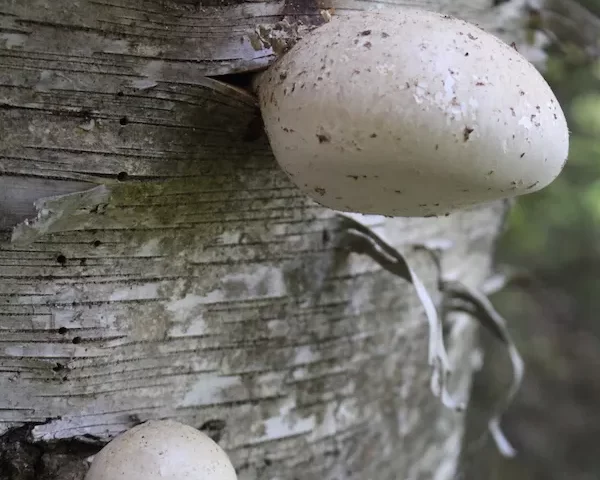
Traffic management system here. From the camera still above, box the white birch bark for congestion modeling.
[0,1,536,478]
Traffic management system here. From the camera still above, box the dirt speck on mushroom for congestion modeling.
[463,127,474,142]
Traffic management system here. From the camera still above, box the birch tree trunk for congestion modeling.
[0,1,535,479]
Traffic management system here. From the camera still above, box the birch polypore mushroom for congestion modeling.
[256,8,569,217]
[85,420,237,480]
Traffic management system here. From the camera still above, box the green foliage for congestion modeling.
[571,93,600,135]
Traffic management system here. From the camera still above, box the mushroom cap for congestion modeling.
[85,420,237,480]
[257,9,569,217]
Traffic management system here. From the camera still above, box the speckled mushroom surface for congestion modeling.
[257,8,569,217]
[85,420,237,480]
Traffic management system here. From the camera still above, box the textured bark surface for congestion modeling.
[0,0,521,79]
[0,0,531,479]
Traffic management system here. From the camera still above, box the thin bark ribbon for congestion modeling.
[336,214,462,411]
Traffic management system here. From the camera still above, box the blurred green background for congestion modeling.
[461,1,600,479]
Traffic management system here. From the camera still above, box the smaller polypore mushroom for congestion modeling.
[85,420,237,480]
[255,8,569,217]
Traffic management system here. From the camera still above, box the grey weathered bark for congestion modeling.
[0,1,535,479]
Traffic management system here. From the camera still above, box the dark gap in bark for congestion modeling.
[0,425,102,480]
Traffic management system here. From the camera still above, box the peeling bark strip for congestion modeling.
[0,0,532,478]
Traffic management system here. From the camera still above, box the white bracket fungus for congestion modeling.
[85,420,237,480]
[255,8,569,217]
